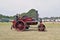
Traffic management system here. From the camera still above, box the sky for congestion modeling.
[0,0,60,18]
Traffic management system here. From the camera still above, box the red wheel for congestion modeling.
[38,24,45,31]
[15,21,25,31]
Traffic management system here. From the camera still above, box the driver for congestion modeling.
[15,14,20,22]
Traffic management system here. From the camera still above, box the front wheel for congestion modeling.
[38,24,46,31]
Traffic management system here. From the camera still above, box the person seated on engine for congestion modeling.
[38,19,46,31]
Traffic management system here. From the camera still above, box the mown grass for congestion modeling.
[0,22,60,40]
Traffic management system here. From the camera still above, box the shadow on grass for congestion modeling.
[24,29,47,32]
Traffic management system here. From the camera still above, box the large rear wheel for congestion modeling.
[16,21,25,31]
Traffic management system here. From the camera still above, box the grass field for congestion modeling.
[0,22,60,40]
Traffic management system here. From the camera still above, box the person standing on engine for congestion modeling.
[15,14,20,22]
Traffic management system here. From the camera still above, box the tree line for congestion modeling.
[0,9,60,20]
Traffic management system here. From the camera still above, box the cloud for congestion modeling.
[0,0,60,17]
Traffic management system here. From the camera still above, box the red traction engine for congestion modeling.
[11,17,38,31]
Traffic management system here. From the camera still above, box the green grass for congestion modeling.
[0,22,60,40]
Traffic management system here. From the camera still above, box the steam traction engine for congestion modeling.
[11,16,46,31]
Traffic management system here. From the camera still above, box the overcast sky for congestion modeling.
[0,0,60,17]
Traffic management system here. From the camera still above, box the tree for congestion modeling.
[19,9,39,20]
[26,9,39,20]
[20,13,26,17]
